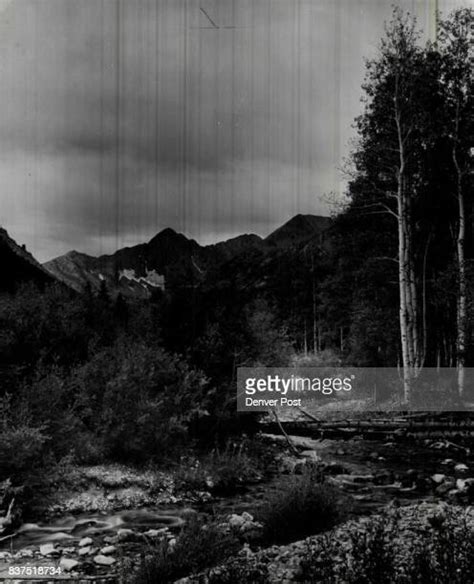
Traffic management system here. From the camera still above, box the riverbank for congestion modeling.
[2,431,474,583]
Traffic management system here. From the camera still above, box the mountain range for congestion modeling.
[1,214,331,296]
[0,227,55,292]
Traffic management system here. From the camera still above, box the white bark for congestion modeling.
[453,105,466,398]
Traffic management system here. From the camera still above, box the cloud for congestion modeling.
[0,0,465,261]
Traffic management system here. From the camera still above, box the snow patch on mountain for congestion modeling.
[119,268,165,289]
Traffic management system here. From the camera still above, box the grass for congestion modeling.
[257,466,346,545]
[126,515,240,584]
[173,441,263,495]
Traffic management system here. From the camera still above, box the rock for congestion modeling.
[228,514,245,528]
[351,474,375,484]
[168,538,176,548]
[79,537,93,547]
[241,512,253,522]
[441,458,455,466]
[446,488,465,502]
[78,546,91,556]
[19,549,34,558]
[454,463,469,476]
[431,474,446,484]
[60,558,79,572]
[94,554,116,566]
[144,528,166,538]
[435,479,456,495]
[455,477,474,492]
[100,545,116,555]
[39,543,58,556]
[117,528,137,542]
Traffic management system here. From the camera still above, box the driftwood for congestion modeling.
[262,414,474,443]
[270,408,301,456]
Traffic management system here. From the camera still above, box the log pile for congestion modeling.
[262,412,474,443]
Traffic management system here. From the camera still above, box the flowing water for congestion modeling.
[2,508,186,551]
[2,435,472,552]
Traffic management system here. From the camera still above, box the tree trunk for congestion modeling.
[454,138,466,398]
[398,187,413,404]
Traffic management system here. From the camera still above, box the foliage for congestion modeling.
[173,441,263,495]
[257,467,346,545]
[207,554,271,584]
[128,515,240,584]
[298,507,474,584]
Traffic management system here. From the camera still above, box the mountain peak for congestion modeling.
[265,214,331,247]
[148,227,191,246]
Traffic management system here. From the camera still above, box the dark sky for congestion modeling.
[0,0,464,261]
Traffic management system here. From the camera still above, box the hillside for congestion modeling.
[0,227,55,292]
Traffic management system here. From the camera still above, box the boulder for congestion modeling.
[19,549,34,558]
[78,546,91,556]
[228,514,245,528]
[441,458,455,466]
[143,528,166,538]
[435,479,456,496]
[117,528,137,542]
[79,537,93,547]
[454,463,469,477]
[39,543,58,557]
[100,545,116,555]
[94,554,116,566]
[60,558,79,572]
[431,474,446,485]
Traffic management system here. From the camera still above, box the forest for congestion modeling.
[0,7,473,584]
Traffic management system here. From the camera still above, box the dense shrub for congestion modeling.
[174,442,262,495]
[0,395,49,478]
[298,507,474,584]
[257,467,345,545]
[207,555,271,584]
[128,516,240,584]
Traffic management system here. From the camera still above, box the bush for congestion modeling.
[257,467,345,545]
[173,441,264,495]
[298,507,474,584]
[207,554,271,583]
[128,516,240,584]
[0,395,49,478]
